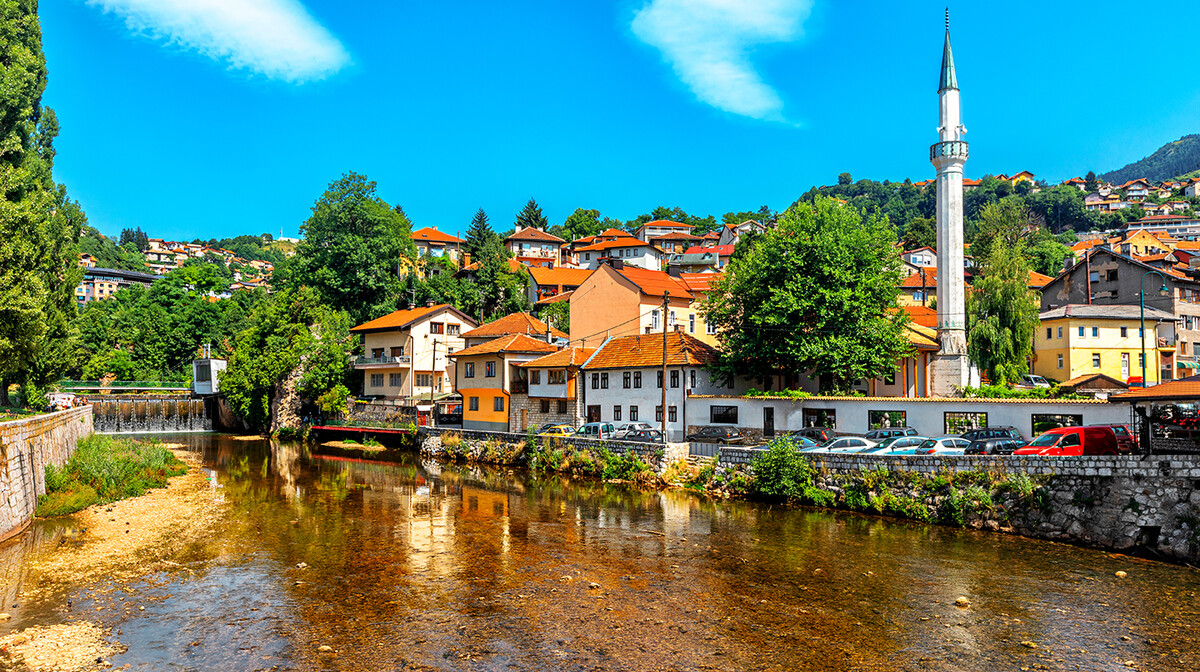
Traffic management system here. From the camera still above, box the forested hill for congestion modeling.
[1100,134,1200,184]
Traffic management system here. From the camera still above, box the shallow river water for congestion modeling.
[2,432,1200,671]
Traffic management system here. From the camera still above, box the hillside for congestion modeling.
[1100,134,1200,184]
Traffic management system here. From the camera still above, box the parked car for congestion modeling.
[860,436,928,454]
[1013,426,1119,456]
[686,426,745,444]
[864,427,919,441]
[1015,374,1052,389]
[624,428,665,443]
[575,422,616,440]
[803,437,877,453]
[959,426,1023,442]
[1105,424,1138,453]
[914,437,971,455]
[788,427,837,443]
[538,424,575,437]
[614,422,652,439]
[964,437,1024,455]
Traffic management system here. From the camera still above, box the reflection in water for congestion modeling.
[3,432,1199,671]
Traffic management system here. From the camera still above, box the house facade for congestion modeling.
[526,266,592,305]
[569,263,697,349]
[412,227,465,265]
[508,347,594,431]
[449,334,558,431]
[634,219,694,242]
[1032,305,1176,384]
[350,304,478,402]
[575,239,664,271]
[505,227,566,267]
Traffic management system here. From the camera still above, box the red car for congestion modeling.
[1013,426,1119,456]
[1105,424,1138,454]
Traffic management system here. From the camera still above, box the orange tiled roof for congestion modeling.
[412,227,463,244]
[534,291,572,306]
[1112,379,1200,402]
[1027,270,1053,288]
[599,228,635,237]
[528,266,593,287]
[449,333,559,358]
[614,266,694,299]
[461,258,525,273]
[901,268,936,287]
[649,231,703,241]
[1174,241,1200,251]
[682,244,733,256]
[584,332,716,369]
[576,238,655,252]
[1071,239,1105,252]
[351,304,451,332]
[461,312,567,339]
[680,272,721,292]
[519,347,595,369]
[900,305,938,328]
[905,323,940,350]
[703,232,720,239]
[1136,252,1174,263]
[506,227,565,243]
[642,219,694,229]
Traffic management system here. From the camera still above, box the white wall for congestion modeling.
[580,367,756,440]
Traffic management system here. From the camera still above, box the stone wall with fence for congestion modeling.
[508,394,585,433]
[417,426,688,474]
[0,407,93,542]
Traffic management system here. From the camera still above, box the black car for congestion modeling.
[964,437,1024,455]
[624,429,665,443]
[959,426,1023,442]
[686,426,745,444]
[864,427,919,440]
[788,427,836,443]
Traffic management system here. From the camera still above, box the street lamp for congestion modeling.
[1141,270,1168,387]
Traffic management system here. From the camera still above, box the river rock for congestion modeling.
[0,613,10,620]
[318,645,333,653]
[1115,571,1128,578]
[954,597,970,608]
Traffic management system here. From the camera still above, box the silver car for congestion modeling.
[802,437,877,453]
[614,422,652,439]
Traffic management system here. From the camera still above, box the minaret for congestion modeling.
[929,9,970,395]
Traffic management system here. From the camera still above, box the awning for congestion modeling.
[1178,361,1200,370]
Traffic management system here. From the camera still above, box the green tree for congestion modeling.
[515,197,548,231]
[967,201,1041,385]
[285,172,415,325]
[119,226,149,252]
[838,172,852,186]
[1084,170,1098,192]
[900,216,937,250]
[701,197,910,393]
[722,205,775,227]
[553,207,602,242]
[463,208,498,259]
[0,1,83,404]
[539,300,569,332]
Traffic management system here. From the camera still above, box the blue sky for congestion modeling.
[41,1,1200,242]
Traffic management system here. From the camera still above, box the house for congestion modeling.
[1057,373,1128,399]
[350,303,478,405]
[1185,179,1200,199]
[448,334,558,431]
[578,332,750,440]
[681,244,733,268]
[1032,304,1176,385]
[1040,247,1200,379]
[678,272,722,345]
[633,219,694,242]
[666,250,722,275]
[1007,170,1036,185]
[649,231,703,254]
[1062,177,1087,191]
[1120,179,1152,201]
[902,247,937,268]
[898,267,937,306]
[505,227,565,267]
[1121,215,1200,239]
[717,220,765,247]
[574,238,664,271]
[569,263,696,349]
[78,253,96,268]
[508,347,594,431]
[75,267,161,305]
[526,266,593,305]
[460,312,566,348]
[412,227,465,266]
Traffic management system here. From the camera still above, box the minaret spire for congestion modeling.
[939,9,958,91]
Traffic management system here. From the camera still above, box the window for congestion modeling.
[690,370,696,388]
[370,373,384,387]
[1057,326,1063,338]
[389,373,402,387]
[491,396,504,412]
[540,399,550,413]
[633,372,642,388]
[629,406,638,421]
[372,348,385,358]
[601,373,609,389]
[548,369,566,384]
[465,362,475,378]
[868,410,906,429]
[669,310,677,329]
[1120,326,1128,338]
[657,371,663,388]
[944,411,987,434]
[668,406,677,422]
[557,399,567,414]
[1057,354,1064,369]
[656,405,664,422]
[1060,432,1081,448]
[1092,353,1101,368]
[485,361,496,377]
[1139,353,1145,368]
[689,314,696,333]
[1032,414,1082,435]
[1089,271,1100,282]
[526,369,538,384]
[469,397,479,411]
[707,320,717,335]
[429,322,444,335]
[447,324,460,336]
[623,372,632,388]
[391,346,405,357]
[1092,326,1099,338]
[1107,269,1119,281]
[710,405,738,424]
[416,373,432,387]
[614,406,622,421]
[1046,327,1052,339]
[651,309,660,329]
[670,370,679,388]
[1078,326,1085,337]
[591,373,599,389]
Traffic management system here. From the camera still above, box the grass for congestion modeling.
[0,405,41,422]
[37,435,188,517]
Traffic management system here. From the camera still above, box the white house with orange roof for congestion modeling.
[648,231,703,254]
[574,238,664,271]
[633,219,694,242]
[350,303,479,404]
[1185,179,1200,199]
[902,246,937,268]
[1120,179,1152,201]
[505,227,565,267]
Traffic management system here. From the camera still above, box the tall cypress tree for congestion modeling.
[0,1,84,405]
[515,198,548,231]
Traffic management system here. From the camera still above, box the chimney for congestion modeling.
[463,252,471,267]
[426,299,434,308]
[1064,256,1074,271]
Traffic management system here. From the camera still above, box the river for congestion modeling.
[1,432,1199,671]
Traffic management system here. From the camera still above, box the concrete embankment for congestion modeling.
[416,426,690,474]
[0,407,93,542]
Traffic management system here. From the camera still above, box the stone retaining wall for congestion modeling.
[417,426,689,474]
[0,407,93,542]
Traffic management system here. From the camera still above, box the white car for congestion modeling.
[802,437,877,453]
[614,422,652,439]
[1015,374,1051,389]
[859,436,929,455]
[913,437,971,455]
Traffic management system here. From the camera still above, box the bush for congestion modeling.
[749,436,831,505]
[36,435,188,517]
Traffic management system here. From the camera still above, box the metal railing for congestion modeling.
[353,355,411,366]
[58,380,190,390]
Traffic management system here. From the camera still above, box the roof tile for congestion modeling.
[449,333,559,358]
[519,347,596,368]
[584,332,717,369]
[461,312,567,339]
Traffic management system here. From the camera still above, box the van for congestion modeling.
[1013,426,1119,456]
[575,422,616,440]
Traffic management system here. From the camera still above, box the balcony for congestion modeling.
[930,140,969,161]
[353,355,411,368]
[511,380,529,394]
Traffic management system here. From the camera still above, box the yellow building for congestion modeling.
[448,334,558,432]
[1033,304,1177,385]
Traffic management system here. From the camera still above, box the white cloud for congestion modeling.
[87,0,351,83]
[631,0,812,122]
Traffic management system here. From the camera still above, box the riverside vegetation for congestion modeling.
[37,435,188,516]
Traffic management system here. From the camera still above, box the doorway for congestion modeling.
[587,405,601,423]
[763,407,775,438]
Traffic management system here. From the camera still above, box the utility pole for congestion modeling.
[662,291,669,440]
[430,337,437,427]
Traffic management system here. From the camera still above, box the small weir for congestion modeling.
[86,396,212,433]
